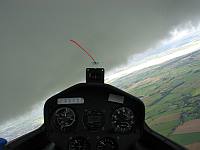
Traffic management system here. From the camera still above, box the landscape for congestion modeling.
[110,50,200,149]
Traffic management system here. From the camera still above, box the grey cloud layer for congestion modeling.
[0,0,200,122]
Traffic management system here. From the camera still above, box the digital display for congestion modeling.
[57,98,84,104]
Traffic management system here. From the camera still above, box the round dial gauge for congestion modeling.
[69,137,90,150]
[111,107,135,133]
[53,107,76,131]
[96,137,118,150]
[83,110,105,131]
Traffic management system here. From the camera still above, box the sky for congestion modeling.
[1,0,200,124]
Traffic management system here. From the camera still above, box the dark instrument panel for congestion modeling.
[44,83,145,150]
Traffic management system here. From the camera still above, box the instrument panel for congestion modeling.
[44,83,145,150]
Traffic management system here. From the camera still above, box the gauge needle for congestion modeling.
[100,141,105,146]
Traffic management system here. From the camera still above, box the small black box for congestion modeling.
[86,68,104,83]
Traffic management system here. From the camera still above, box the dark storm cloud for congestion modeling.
[0,0,200,122]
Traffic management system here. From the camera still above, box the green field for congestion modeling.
[170,132,200,145]
[110,50,200,147]
[151,120,180,136]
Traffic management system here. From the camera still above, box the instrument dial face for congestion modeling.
[111,107,135,133]
[96,137,118,150]
[69,137,90,150]
[53,107,76,131]
[83,110,105,131]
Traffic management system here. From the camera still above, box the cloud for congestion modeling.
[1,0,200,123]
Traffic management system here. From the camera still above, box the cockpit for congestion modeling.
[4,68,186,150]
